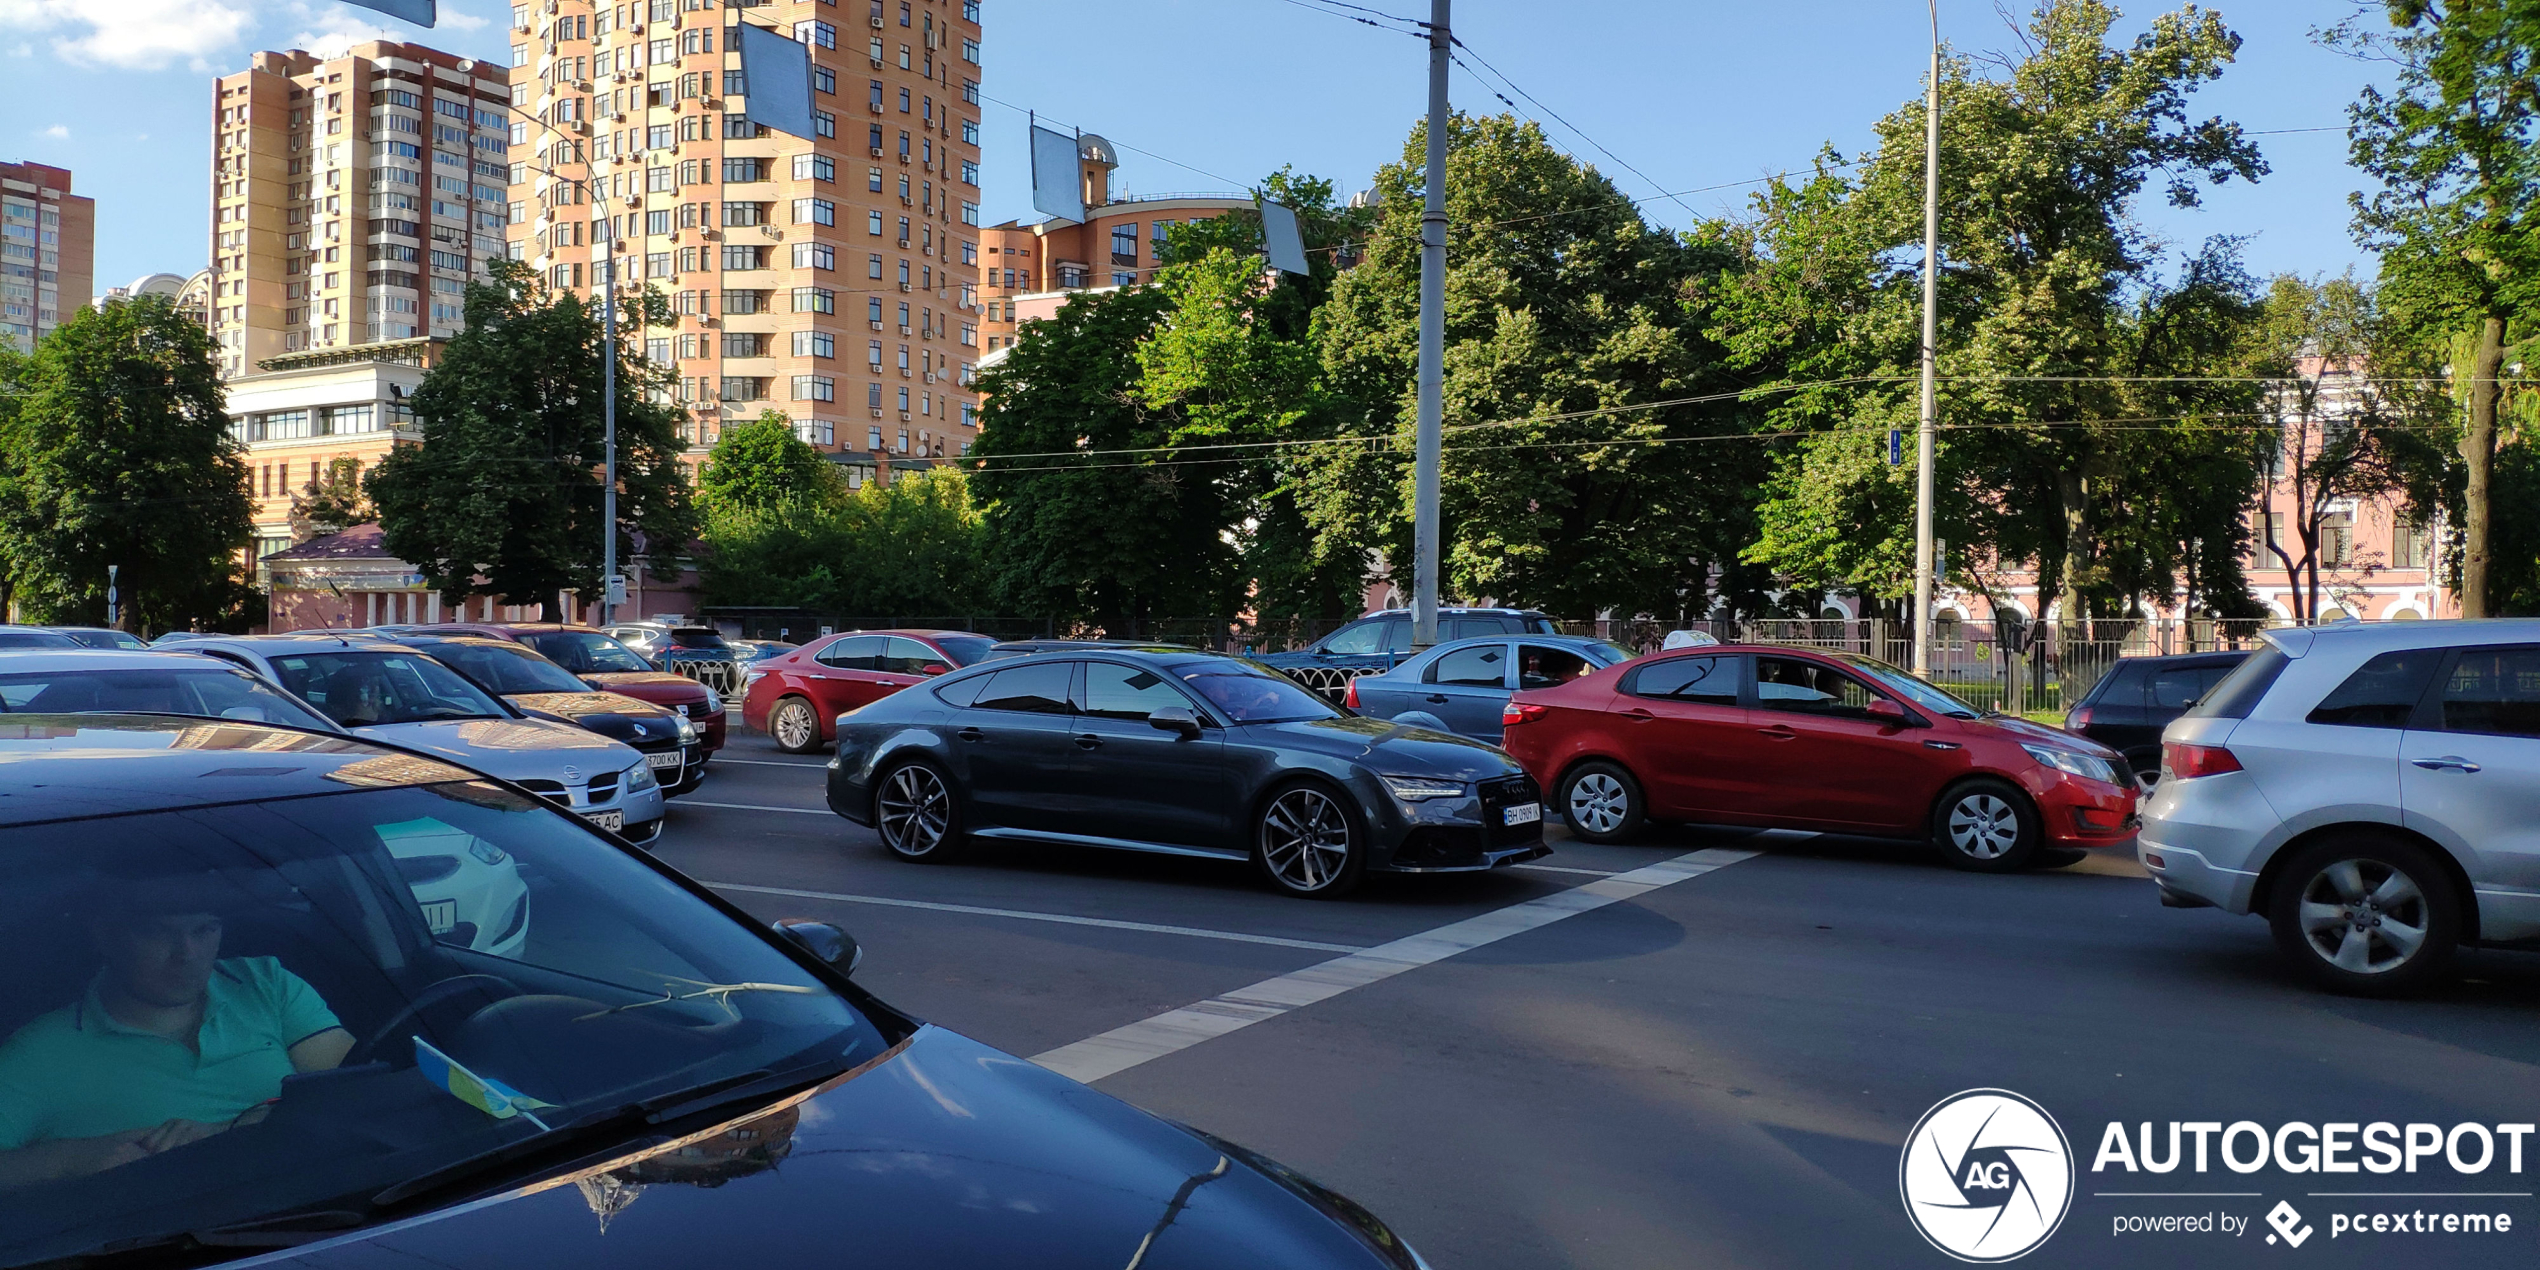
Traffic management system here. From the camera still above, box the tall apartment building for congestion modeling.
[510,0,985,483]
[0,161,94,350]
[209,43,512,379]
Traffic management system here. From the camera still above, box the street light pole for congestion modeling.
[1910,0,1941,677]
[600,241,619,627]
[1411,0,1450,648]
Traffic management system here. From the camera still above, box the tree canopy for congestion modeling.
[698,409,841,513]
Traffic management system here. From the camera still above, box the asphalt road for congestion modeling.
[658,726,2540,1270]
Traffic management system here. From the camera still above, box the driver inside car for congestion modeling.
[0,880,354,1189]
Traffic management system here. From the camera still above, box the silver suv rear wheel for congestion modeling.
[2268,834,2458,996]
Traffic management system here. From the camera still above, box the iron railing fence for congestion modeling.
[706,608,2299,718]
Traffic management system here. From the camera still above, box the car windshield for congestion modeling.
[0,633,78,650]
[59,632,149,651]
[522,632,653,675]
[1587,641,1633,664]
[265,652,509,727]
[933,635,995,667]
[1177,661,1345,724]
[1833,654,1984,719]
[0,781,885,1267]
[666,629,728,650]
[419,643,591,697]
[0,667,337,731]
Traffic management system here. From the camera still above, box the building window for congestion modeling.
[794,330,834,358]
[813,66,835,94]
[1110,225,1138,266]
[868,253,883,278]
[792,286,836,314]
[792,241,834,270]
[814,109,835,139]
[960,159,979,186]
[792,153,835,182]
[720,376,766,402]
[2321,512,2354,568]
[867,210,884,236]
[793,197,835,226]
[959,323,976,347]
[792,375,835,402]
[960,201,979,227]
[961,37,980,63]
[2391,517,2431,569]
[868,341,883,369]
[723,289,770,314]
[794,20,836,48]
[723,157,770,183]
[1112,272,1138,288]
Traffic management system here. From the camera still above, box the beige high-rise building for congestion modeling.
[1,160,94,351]
[209,42,511,379]
[511,0,983,483]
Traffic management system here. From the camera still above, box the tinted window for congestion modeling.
[2305,649,2443,728]
[59,630,149,651]
[1516,644,1594,689]
[521,632,653,674]
[1078,661,1194,720]
[933,634,995,666]
[817,635,884,671]
[2431,645,2540,738]
[666,628,729,649]
[2186,646,2289,721]
[2149,667,2206,711]
[1630,655,1736,706]
[1318,620,1386,657]
[1835,654,1981,719]
[971,661,1073,714]
[267,653,508,727]
[1755,656,1879,717]
[882,637,946,675]
[0,632,78,650]
[1427,644,1507,688]
[1446,616,1515,639]
[416,643,590,696]
[1177,663,1342,724]
[1383,620,1417,654]
[0,667,336,730]
[932,671,990,707]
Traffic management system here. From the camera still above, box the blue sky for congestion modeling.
[6,0,2390,293]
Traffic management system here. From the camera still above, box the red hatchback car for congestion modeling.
[1499,645,2137,870]
[742,629,998,752]
[371,622,728,753]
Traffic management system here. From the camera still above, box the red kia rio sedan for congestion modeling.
[1498,645,2138,870]
[742,629,997,752]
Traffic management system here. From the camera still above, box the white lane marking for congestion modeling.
[703,881,1368,953]
[1031,846,1759,1084]
[713,758,830,768]
[679,800,832,816]
[1512,863,1616,876]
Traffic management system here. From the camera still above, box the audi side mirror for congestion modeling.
[774,920,863,976]
[1147,705,1203,739]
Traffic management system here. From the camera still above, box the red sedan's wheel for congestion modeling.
[770,696,823,753]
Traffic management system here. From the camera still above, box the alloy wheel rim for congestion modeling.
[2296,858,2428,974]
[1947,793,2021,859]
[877,766,950,856]
[1568,772,1627,835]
[2134,768,2160,797]
[775,702,813,750]
[1261,788,1352,891]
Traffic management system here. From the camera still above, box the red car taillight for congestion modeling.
[1503,701,1547,727]
[1344,677,1361,709]
[2163,742,2241,780]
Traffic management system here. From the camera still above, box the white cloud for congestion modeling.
[0,0,256,71]
[440,8,489,32]
[42,124,67,138]
[7,41,32,57]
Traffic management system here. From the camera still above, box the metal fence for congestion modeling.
[704,607,2293,718]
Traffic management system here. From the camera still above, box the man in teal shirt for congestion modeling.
[0,892,355,1189]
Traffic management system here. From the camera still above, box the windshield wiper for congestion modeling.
[573,979,824,1022]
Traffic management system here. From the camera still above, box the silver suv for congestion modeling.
[2141,619,2540,994]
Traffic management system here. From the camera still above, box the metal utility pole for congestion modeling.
[600,241,620,626]
[1411,0,1450,648]
[1910,0,1941,677]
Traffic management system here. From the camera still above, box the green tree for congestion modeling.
[698,409,840,512]
[970,284,1248,632]
[288,455,373,543]
[0,296,256,631]
[1306,113,1765,620]
[1721,0,2269,655]
[697,468,985,617]
[2328,0,2540,617]
[367,260,696,608]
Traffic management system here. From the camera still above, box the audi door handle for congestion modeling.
[1073,734,1103,750]
[956,727,983,742]
[2411,755,2481,773]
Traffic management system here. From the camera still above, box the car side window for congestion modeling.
[933,672,990,707]
[1383,619,1417,654]
[1319,619,1385,656]
[882,637,944,675]
[1754,656,1879,718]
[1445,616,1509,639]
[1077,661,1196,720]
[1427,644,1507,688]
[1516,644,1593,690]
[817,635,886,670]
[2306,649,2445,728]
[971,660,1075,715]
[2428,645,2540,738]
[1628,655,1737,706]
[2148,667,2205,710]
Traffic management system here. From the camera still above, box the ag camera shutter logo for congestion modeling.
[1900,1088,2075,1262]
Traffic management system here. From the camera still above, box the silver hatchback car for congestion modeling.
[2141,619,2540,994]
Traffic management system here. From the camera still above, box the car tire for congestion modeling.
[2267,833,2459,997]
[874,760,964,863]
[1252,781,1367,899]
[1931,778,2040,871]
[769,696,823,754]
[1557,761,1646,843]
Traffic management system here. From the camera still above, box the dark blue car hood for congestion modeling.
[254,1027,1415,1270]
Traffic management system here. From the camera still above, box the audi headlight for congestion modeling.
[625,760,658,792]
[1382,776,1465,802]
[2022,744,2120,786]
[703,686,724,713]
